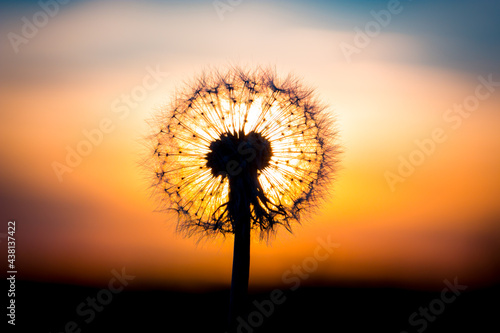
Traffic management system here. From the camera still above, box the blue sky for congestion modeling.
[1,0,499,75]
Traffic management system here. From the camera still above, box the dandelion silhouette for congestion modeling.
[146,67,337,329]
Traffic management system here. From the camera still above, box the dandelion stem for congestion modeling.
[228,176,252,329]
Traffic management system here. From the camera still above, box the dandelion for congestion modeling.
[145,66,338,328]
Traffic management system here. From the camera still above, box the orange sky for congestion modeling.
[1,0,499,291]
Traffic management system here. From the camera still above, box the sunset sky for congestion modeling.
[1,0,499,291]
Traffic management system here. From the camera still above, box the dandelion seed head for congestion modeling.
[146,67,338,240]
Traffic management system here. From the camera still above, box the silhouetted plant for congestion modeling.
[145,66,338,329]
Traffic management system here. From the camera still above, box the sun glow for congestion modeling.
[147,67,337,239]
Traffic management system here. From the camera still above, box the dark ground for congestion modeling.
[6,280,500,332]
